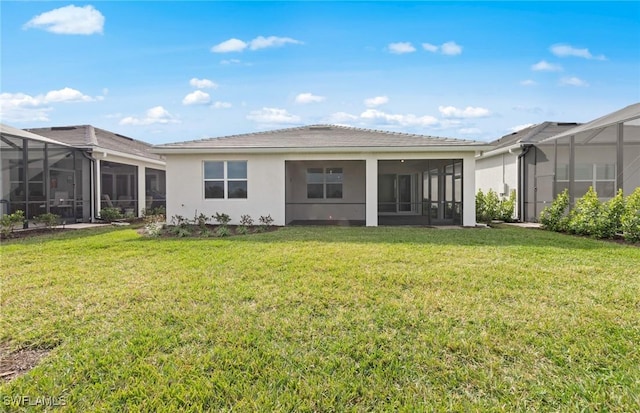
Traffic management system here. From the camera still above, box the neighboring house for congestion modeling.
[1,124,87,222]
[476,122,579,221]
[477,103,640,222]
[27,125,166,219]
[153,124,489,227]
[0,123,166,225]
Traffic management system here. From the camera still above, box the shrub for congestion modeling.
[476,189,515,223]
[622,187,640,243]
[499,190,517,222]
[539,189,570,232]
[599,189,625,239]
[212,212,231,226]
[144,206,166,217]
[100,207,123,222]
[237,214,254,235]
[216,225,231,237]
[34,212,60,229]
[194,211,209,228]
[567,187,602,236]
[143,221,163,237]
[257,214,274,232]
[476,190,486,223]
[1,210,25,237]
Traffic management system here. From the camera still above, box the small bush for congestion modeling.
[194,211,209,228]
[143,221,163,237]
[237,214,254,235]
[622,187,640,243]
[34,212,60,229]
[599,189,625,239]
[170,215,190,227]
[476,189,516,223]
[216,225,231,237]
[100,207,123,222]
[499,190,517,222]
[213,212,231,226]
[144,206,166,217]
[476,190,486,223]
[1,210,25,237]
[567,187,602,236]
[257,214,274,232]
[539,189,570,232]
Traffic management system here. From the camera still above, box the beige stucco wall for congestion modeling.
[164,150,478,227]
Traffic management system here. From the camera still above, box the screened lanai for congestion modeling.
[0,124,91,224]
[521,103,640,221]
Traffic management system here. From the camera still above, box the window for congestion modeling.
[204,161,247,199]
[306,167,343,199]
[556,163,616,198]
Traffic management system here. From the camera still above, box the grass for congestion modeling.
[1,225,639,411]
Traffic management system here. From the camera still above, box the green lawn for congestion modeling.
[1,226,639,411]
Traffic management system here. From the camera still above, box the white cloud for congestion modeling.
[0,87,98,122]
[327,112,359,124]
[213,101,232,109]
[295,93,326,104]
[44,87,95,102]
[212,36,302,53]
[189,78,218,89]
[531,60,563,72]
[220,59,242,65]
[182,90,211,106]
[510,123,535,133]
[441,41,462,56]
[388,42,416,54]
[360,109,438,127]
[249,36,302,50]
[246,107,301,124]
[364,96,389,107]
[560,76,589,87]
[0,92,50,122]
[459,128,482,135]
[24,5,104,35]
[120,106,179,125]
[550,43,606,60]
[211,38,247,53]
[520,79,537,86]
[422,43,439,53]
[421,41,462,55]
[438,105,491,118]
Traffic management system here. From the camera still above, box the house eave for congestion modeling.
[476,143,522,159]
[152,145,491,155]
[90,147,166,166]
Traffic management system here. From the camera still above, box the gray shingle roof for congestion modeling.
[26,125,162,161]
[155,124,486,151]
[489,122,580,150]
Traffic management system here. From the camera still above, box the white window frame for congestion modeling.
[203,161,247,199]
[306,167,343,199]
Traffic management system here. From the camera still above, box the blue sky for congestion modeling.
[1,1,639,144]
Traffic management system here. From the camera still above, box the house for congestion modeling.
[0,123,166,225]
[27,125,166,219]
[153,124,489,227]
[476,103,640,222]
[475,122,580,221]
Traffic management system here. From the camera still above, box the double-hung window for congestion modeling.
[204,161,247,199]
[306,167,343,199]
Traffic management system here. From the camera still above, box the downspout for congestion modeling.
[516,144,533,222]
